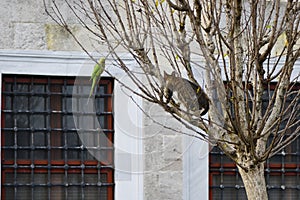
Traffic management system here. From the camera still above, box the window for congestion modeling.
[1,75,114,199]
[209,140,300,200]
[209,149,247,200]
[209,84,300,200]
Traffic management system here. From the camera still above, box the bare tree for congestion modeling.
[45,0,300,199]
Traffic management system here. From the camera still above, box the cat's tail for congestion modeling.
[200,102,209,116]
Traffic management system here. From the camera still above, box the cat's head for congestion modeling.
[163,71,177,81]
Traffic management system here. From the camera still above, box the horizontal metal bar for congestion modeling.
[2,91,113,97]
[2,128,114,132]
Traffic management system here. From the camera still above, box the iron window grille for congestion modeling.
[209,84,300,200]
[1,75,114,200]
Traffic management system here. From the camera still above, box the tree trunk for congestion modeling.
[238,163,268,200]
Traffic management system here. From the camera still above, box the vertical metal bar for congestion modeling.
[30,77,34,199]
[297,137,300,199]
[80,83,85,200]
[265,159,270,197]
[281,151,285,199]
[47,77,52,200]
[220,150,224,200]
[13,76,18,199]
[64,119,68,200]
[31,130,34,199]
[81,165,84,200]
[235,168,239,199]
[77,82,88,199]
[47,129,51,200]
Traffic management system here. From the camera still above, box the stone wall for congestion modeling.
[0,0,97,51]
[1,0,46,50]
[143,101,183,200]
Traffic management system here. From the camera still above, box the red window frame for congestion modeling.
[1,75,114,199]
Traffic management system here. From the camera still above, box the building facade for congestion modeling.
[0,0,299,200]
[0,1,208,199]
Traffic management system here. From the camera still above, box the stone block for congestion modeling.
[159,171,183,200]
[144,151,164,172]
[144,171,183,200]
[0,0,49,23]
[0,22,14,49]
[144,173,160,200]
[44,23,104,51]
[144,134,163,153]
[45,24,80,51]
[163,135,183,161]
[13,23,46,50]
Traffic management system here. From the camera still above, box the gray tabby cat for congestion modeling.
[163,71,209,116]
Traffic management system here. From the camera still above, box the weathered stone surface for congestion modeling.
[163,135,182,158]
[144,171,183,200]
[143,101,183,199]
[144,134,163,153]
[144,151,165,172]
[159,171,183,200]
[0,22,14,49]
[45,24,79,51]
[13,23,46,50]
[44,23,110,51]
[144,173,160,200]
[0,0,48,23]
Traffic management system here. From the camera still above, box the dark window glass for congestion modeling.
[1,75,114,200]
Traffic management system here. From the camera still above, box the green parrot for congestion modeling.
[89,57,106,100]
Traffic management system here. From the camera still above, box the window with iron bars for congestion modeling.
[1,75,114,200]
[209,84,300,200]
